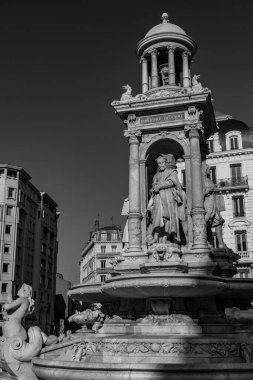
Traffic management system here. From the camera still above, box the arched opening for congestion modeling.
[145,138,185,202]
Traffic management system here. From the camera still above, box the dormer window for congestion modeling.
[225,131,242,151]
[230,135,238,150]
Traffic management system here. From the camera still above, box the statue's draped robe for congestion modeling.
[203,175,224,227]
[149,168,185,241]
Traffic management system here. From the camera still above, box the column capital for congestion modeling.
[167,44,175,52]
[185,123,204,137]
[148,48,158,56]
[182,49,191,57]
[124,129,142,143]
[140,56,147,63]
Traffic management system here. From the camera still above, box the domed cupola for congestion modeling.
[136,13,197,94]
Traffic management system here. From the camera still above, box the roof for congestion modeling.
[145,13,186,38]
[99,225,121,231]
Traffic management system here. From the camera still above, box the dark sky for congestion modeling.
[0,0,252,284]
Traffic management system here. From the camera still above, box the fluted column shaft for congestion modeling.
[150,50,159,88]
[189,127,208,250]
[182,51,190,88]
[141,57,149,93]
[124,130,142,251]
[168,46,176,85]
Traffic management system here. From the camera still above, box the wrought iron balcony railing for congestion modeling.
[215,176,248,190]
[236,251,253,260]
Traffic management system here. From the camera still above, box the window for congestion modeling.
[230,135,239,150]
[237,269,250,278]
[2,263,9,273]
[111,246,117,254]
[1,283,7,293]
[101,245,106,254]
[5,225,11,234]
[208,139,214,153]
[230,164,241,184]
[6,206,13,216]
[235,230,247,252]
[209,166,217,184]
[100,275,106,283]
[233,196,244,217]
[100,232,107,241]
[100,260,106,269]
[111,232,118,241]
[4,245,10,254]
[0,304,3,321]
[7,187,15,199]
[7,170,17,179]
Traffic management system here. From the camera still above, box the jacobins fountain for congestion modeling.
[1,13,253,380]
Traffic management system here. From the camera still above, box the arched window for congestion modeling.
[229,135,239,150]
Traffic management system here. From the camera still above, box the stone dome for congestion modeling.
[145,13,186,37]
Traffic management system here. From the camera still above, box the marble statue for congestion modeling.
[120,84,132,101]
[146,154,186,245]
[0,283,61,380]
[202,162,225,248]
[68,303,105,333]
[191,74,203,92]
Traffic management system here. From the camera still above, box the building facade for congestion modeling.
[0,164,59,334]
[175,113,253,277]
[80,222,123,284]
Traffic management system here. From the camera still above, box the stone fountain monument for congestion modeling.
[1,12,253,380]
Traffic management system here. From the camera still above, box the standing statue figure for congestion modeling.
[146,154,186,245]
[202,162,226,248]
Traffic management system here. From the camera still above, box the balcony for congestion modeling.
[237,251,253,260]
[215,176,248,191]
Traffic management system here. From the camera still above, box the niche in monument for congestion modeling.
[144,138,188,248]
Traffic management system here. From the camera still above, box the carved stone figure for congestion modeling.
[146,154,186,245]
[191,74,203,92]
[202,162,225,248]
[68,303,105,333]
[120,84,132,101]
[0,283,60,380]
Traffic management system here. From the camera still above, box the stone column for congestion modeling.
[182,50,190,88]
[141,57,149,93]
[150,49,159,88]
[168,45,176,86]
[124,129,142,252]
[188,125,209,252]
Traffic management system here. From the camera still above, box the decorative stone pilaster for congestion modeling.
[124,129,143,253]
[168,45,176,86]
[141,56,149,93]
[149,49,159,88]
[182,50,190,88]
[184,106,208,252]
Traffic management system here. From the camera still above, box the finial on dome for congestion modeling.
[161,12,170,23]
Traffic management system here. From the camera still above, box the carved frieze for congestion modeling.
[65,340,243,362]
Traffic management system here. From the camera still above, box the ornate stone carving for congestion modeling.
[185,105,203,123]
[0,284,60,380]
[225,305,253,324]
[124,129,142,143]
[63,339,242,360]
[148,244,173,261]
[68,303,104,333]
[120,84,133,101]
[191,74,209,93]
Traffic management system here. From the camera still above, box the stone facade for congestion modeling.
[80,222,123,284]
[0,164,59,334]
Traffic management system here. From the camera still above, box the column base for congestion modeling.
[183,248,216,276]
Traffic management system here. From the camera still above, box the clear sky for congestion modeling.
[0,0,252,284]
